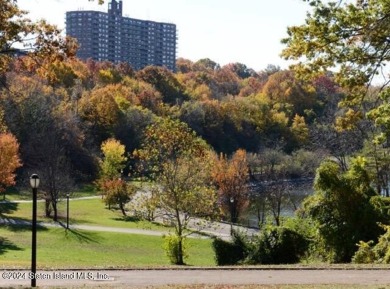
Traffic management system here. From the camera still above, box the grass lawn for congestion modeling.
[1,184,98,201]
[0,226,215,268]
[1,198,169,231]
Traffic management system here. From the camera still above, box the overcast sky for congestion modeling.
[17,0,310,72]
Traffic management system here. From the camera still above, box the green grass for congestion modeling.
[2,198,168,231]
[0,226,215,268]
[1,184,98,201]
[0,192,215,268]
[1,187,31,201]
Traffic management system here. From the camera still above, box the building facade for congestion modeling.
[66,0,177,71]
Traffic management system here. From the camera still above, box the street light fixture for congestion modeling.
[66,193,70,230]
[29,174,40,288]
[230,196,234,235]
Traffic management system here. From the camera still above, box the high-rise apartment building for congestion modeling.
[66,0,177,71]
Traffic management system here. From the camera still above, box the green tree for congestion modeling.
[135,118,218,265]
[302,157,383,262]
[361,140,390,196]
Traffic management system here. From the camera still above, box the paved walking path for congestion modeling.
[0,216,231,239]
[0,196,100,204]
[0,196,244,239]
[1,195,259,240]
[1,269,390,287]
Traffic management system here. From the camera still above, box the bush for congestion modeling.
[212,226,308,265]
[373,225,390,263]
[352,225,390,264]
[162,234,188,265]
[212,230,249,265]
[352,241,376,264]
[248,226,308,264]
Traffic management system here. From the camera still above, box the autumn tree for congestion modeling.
[0,0,78,82]
[136,66,187,105]
[262,70,317,117]
[211,149,249,223]
[176,58,194,73]
[290,114,309,146]
[100,178,136,216]
[0,74,88,220]
[122,77,162,112]
[99,138,127,181]
[193,58,220,72]
[0,133,22,200]
[223,62,257,79]
[78,87,121,143]
[281,0,390,134]
[135,118,218,265]
[97,138,135,214]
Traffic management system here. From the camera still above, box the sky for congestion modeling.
[17,0,311,72]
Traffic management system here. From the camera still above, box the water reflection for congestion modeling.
[244,179,314,228]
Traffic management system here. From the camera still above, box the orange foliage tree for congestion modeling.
[211,149,249,223]
[0,133,22,200]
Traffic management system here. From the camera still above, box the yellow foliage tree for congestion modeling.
[291,114,309,145]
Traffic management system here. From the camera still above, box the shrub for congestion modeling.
[352,241,376,264]
[163,234,188,265]
[212,230,249,265]
[212,226,308,265]
[353,225,390,264]
[373,225,390,263]
[248,226,308,264]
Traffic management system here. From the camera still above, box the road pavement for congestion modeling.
[1,269,390,287]
[1,198,390,287]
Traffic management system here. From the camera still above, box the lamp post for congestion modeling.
[29,174,40,288]
[66,193,70,230]
[230,196,234,235]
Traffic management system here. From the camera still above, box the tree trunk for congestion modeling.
[119,202,127,216]
[175,208,185,265]
[177,237,184,265]
[275,200,281,226]
[45,199,51,218]
[52,200,58,222]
